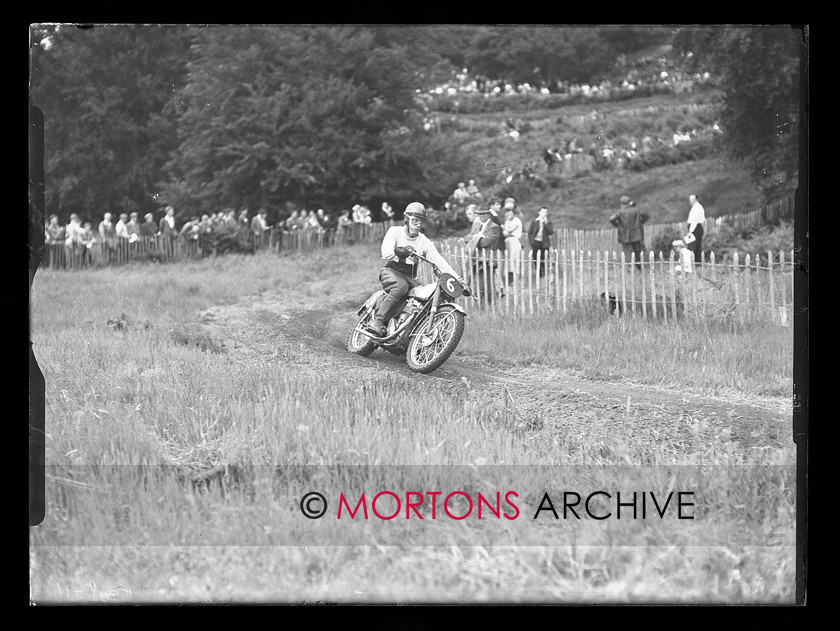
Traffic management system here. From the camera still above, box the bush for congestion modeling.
[650,227,685,257]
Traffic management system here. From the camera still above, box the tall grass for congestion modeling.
[30,248,796,603]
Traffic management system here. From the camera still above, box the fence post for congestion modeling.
[658,251,668,324]
[755,251,764,324]
[648,250,656,319]
[733,252,742,325]
[669,250,678,320]
[528,249,534,316]
[640,251,648,318]
[561,248,568,315]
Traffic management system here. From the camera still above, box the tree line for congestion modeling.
[29,25,804,224]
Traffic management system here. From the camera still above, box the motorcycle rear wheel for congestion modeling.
[405,305,465,374]
[347,310,377,357]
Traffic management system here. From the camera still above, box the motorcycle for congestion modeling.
[347,252,474,374]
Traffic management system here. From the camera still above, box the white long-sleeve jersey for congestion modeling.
[380,225,458,278]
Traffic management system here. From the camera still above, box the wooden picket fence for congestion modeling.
[426,242,796,326]
[545,194,796,256]
[40,222,392,271]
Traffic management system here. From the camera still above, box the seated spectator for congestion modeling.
[453,182,469,203]
[543,147,563,172]
[466,179,482,199]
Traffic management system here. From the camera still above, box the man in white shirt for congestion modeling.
[365,202,465,337]
[686,194,706,263]
[115,213,130,240]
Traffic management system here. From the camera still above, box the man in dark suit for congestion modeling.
[527,206,554,277]
[609,196,650,270]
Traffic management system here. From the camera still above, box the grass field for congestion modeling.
[29,246,797,603]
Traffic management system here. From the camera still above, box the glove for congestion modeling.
[394,245,416,260]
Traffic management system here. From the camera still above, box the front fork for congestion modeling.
[422,287,441,335]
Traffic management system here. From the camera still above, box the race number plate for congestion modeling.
[439,273,464,298]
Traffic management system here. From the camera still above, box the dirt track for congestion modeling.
[197,288,794,457]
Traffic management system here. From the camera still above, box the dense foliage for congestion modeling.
[29,25,804,223]
[673,26,804,199]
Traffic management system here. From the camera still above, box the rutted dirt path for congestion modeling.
[197,289,794,455]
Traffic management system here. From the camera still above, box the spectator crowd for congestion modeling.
[42,201,400,269]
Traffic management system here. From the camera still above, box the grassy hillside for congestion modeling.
[432,90,764,229]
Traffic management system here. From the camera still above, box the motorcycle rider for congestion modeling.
[365,202,466,337]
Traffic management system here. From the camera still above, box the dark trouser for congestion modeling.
[374,267,419,324]
[622,241,644,269]
[688,224,704,262]
[532,244,549,277]
[472,254,496,304]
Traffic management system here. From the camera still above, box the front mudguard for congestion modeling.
[437,302,468,317]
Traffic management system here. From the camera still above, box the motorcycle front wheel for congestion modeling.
[405,305,465,374]
[347,309,377,357]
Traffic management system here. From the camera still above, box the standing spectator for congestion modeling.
[238,209,250,230]
[45,214,64,245]
[672,239,694,274]
[79,221,98,266]
[527,206,554,277]
[98,212,117,261]
[686,194,706,262]
[352,204,371,224]
[284,210,301,233]
[306,210,322,231]
[45,214,64,266]
[251,208,270,249]
[115,212,130,259]
[609,196,649,270]
[64,213,85,269]
[469,206,503,304]
[126,212,140,241]
[502,205,524,285]
[463,203,481,232]
[336,209,354,243]
[140,213,157,238]
[158,205,177,255]
[381,202,395,223]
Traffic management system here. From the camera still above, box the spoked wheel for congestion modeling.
[405,305,465,374]
[347,310,377,357]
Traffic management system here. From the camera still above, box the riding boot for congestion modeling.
[373,291,404,328]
